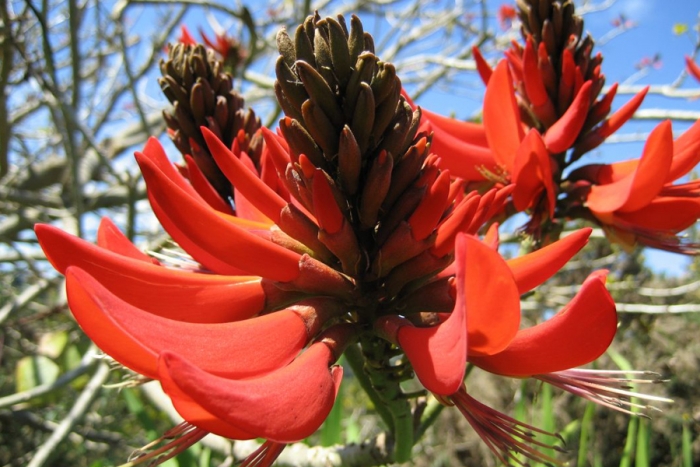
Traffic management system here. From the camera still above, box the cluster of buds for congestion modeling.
[159,43,262,200]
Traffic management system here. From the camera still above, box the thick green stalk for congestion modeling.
[343,343,393,431]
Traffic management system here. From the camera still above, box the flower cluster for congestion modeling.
[36,5,678,467]
[422,0,700,253]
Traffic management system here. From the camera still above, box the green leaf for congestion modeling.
[320,358,345,446]
[577,402,596,467]
[635,417,650,467]
[15,355,60,392]
[38,331,68,359]
[682,414,693,467]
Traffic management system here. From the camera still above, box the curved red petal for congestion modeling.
[507,228,591,294]
[184,154,234,214]
[158,342,342,443]
[544,81,592,153]
[422,107,488,147]
[599,86,649,138]
[512,130,554,215]
[667,119,700,182]
[427,123,496,181]
[685,55,700,82]
[36,224,265,323]
[483,60,524,169]
[159,372,256,440]
[615,197,700,232]
[587,120,673,213]
[472,46,493,84]
[65,267,309,379]
[96,217,158,264]
[431,192,481,258]
[461,235,520,356]
[203,128,287,223]
[396,235,468,396]
[409,170,451,241]
[140,137,203,201]
[137,153,301,282]
[470,271,616,377]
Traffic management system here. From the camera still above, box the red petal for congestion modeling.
[184,154,234,214]
[36,224,265,323]
[137,153,301,281]
[159,377,256,439]
[96,217,158,264]
[472,46,493,84]
[483,60,524,170]
[507,228,591,294]
[483,223,500,250]
[203,128,287,223]
[614,196,700,232]
[587,120,673,213]
[461,235,520,356]
[686,56,700,82]
[394,234,469,395]
[544,81,592,153]
[599,86,649,139]
[667,119,700,181]
[431,192,481,258]
[140,138,203,202]
[422,107,488,147]
[409,170,451,241]
[512,130,555,216]
[426,123,497,181]
[65,267,310,379]
[312,168,344,234]
[470,271,616,376]
[158,342,343,442]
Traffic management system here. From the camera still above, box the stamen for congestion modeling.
[536,369,673,417]
[120,422,207,466]
[239,441,287,467]
[450,385,565,466]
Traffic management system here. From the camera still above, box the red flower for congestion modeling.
[568,119,700,253]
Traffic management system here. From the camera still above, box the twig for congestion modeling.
[0,278,53,325]
[26,362,112,467]
[0,352,98,409]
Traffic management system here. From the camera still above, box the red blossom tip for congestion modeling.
[157,339,343,443]
[471,270,617,376]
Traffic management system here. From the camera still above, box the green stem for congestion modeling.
[391,406,414,463]
[415,397,445,440]
[343,344,393,430]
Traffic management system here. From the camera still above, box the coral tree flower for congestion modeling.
[567,119,700,252]
[417,0,700,252]
[36,11,642,467]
